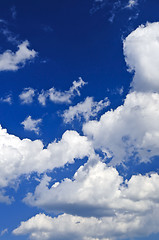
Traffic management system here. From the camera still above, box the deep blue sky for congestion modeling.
[1,0,159,240]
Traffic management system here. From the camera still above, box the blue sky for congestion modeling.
[1,0,159,239]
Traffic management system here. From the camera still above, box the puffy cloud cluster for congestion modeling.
[14,160,159,239]
[83,91,159,165]
[7,22,159,240]
[62,97,110,123]
[0,41,36,71]
[83,22,159,165]
[24,159,159,218]
[0,126,93,190]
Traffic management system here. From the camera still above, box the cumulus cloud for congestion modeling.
[7,21,159,240]
[0,41,36,71]
[83,91,159,165]
[21,116,42,135]
[24,158,159,218]
[82,23,159,166]
[16,159,159,239]
[19,88,35,104]
[124,22,159,92]
[13,209,159,240]
[38,77,86,105]
[62,97,110,123]
[0,126,93,189]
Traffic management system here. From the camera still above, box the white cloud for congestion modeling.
[21,116,42,135]
[19,88,35,104]
[24,158,159,218]
[13,209,159,240]
[0,41,36,71]
[0,125,93,190]
[126,0,138,8]
[38,77,86,105]
[123,22,159,92]
[83,91,159,165]
[62,97,110,123]
[0,94,12,104]
[15,159,159,239]
[82,23,159,166]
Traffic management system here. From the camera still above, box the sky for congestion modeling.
[1,0,159,239]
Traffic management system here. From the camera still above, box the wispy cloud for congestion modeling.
[0,94,12,104]
[62,97,110,123]
[11,6,17,19]
[38,77,86,105]
[0,228,8,236]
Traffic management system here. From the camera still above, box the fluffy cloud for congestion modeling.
[21,116,42,134]
[0,41,36,71]
[62,97,110,123]
[83,91,159,165]
[15,159,159,239]
[24,159,159,218]
[7,21,159,240]
[0,125,93,190]
[38,77,86,105]
[12,209,159,240]
[19,87,35,104]
[83,23,159,166]
[124,22,159,92]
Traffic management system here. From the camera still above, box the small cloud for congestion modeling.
[21,116,42,135]
[0,94,12,104]
[0,228,8,236]
[126,0,138,8]
[117,86,124,95]
[19,88,35,104]
[0,40,37,71]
